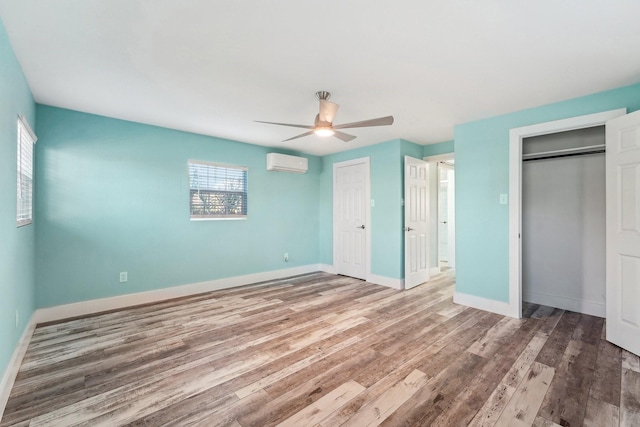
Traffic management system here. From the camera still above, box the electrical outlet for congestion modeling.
[284,253,289,262]
[119,272,128,283]
[499,193,508,205]
[15,309,19,329]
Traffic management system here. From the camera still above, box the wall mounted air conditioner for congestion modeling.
[266,153,308,174]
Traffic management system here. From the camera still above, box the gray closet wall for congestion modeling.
[522,126,606,317]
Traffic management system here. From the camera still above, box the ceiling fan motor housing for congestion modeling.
[315,91,331,101]
[314,114,332,128]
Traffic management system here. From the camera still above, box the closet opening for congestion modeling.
[521,126,605,317]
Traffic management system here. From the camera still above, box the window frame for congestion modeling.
[188,160,248,221]
[16,115,37,227]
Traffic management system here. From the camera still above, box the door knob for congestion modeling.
[357,225,365,229]
[406,227,414,231]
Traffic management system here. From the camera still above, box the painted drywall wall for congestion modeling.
[455,82,640,302]
[319,139,423,280]
[34,106,321,307]
[0,18,36,388]
[423,140,454,157]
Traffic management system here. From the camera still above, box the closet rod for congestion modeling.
[522,144,605,162]
[523,149,605,162]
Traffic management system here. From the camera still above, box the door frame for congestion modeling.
[508,108,626,318]
[423,153,455,276]
[333,157,372,281]
[438,161,456,270]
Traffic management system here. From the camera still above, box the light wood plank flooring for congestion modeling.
[1,272,638,426]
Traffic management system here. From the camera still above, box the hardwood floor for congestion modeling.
[1,272,638,426]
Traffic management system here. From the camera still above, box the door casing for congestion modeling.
[424,153,455,276]
[508,108,627,318]
[438,161,456,269]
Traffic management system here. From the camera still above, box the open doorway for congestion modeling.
[424,153,455,276]
[438,160,455,271]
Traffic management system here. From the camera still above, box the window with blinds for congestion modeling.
[189,160,248,219]
[16,116,37,227]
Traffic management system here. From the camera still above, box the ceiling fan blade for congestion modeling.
[319,100,339,124]
[282,131,314,142]
[333,131,357,142]
[333,116,394,130]
[255,120,313,129]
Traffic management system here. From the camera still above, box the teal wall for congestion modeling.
[34,106,321,307]
[455,82,640,302]
[319,139,423,280]
[423,140,454,157]
[0,18,36,388]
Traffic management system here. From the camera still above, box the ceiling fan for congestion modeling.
[256,91,394,142]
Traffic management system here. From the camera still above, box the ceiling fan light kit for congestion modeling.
[314,127,335,137]
[256,91,394,142]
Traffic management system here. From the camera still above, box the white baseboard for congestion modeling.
[430,267,441,276]
[0,313,37,418]
[318,264,336,274]
[367,273,404,290]
[523,290,605,318]
[317,264,403,290]
[453,291,519,318]
[36,264,322,323]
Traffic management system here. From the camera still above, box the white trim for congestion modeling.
[422,153,454,163]
[190,217,247,221]
[509,109,626,319]
[188,158,247,171]
[35,265,320,323]
[318,263,336,274]
[523,291,605,318]
[367,273,404,290]
[0,314,37,417]
[430,267,441,276]
[317,264,402,290]
[332,157,372,281]
[453,291,519,318]
[17,114,37,143]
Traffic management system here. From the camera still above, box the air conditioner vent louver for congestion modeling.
[266,153,308,174]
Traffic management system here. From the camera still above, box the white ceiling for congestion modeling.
[1,1,639,156]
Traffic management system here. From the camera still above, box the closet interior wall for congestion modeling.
[522,126,606,317]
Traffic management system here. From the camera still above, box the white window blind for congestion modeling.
[189,160,248,219]
[16,115,37,227]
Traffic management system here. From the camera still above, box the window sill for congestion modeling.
[190,217,247,221]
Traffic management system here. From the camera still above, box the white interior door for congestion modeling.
[334,160,369,280]
[606,110,640,356]
[404,156,430,289]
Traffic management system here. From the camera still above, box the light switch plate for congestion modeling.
[499,194,508,205]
